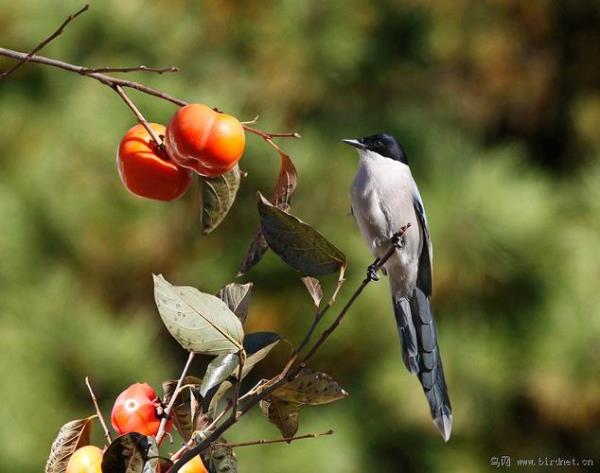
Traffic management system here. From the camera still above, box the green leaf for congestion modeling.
[256,193,346,276]
[153,274,244,355]
[199,165,242,235]
[273,368,348,405]
[162,376,202,442]
[238,150,298,276]
[260,397,300,440]
[101,433,153,473]
[301,276,323,309]
[203,332,281,415]
[216,282,253,323]
[200,353,240,397]
[45,415,95,473]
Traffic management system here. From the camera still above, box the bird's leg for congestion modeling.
[366,259,381,282]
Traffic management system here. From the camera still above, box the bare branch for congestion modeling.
[301,224,411,364]
[84,376,112,446]
[156,352,195,445]
[81,65,178,74]
[0,48,187,106]
[113,84,163,147]
[243,125,301,141]
[0,47,300,142]
[168,227,411,473]
[215,429,335,448]
[0,4,89,80]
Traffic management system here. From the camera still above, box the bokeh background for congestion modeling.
[1,1,599,471]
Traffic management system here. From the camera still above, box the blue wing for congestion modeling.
[413,197,433,297]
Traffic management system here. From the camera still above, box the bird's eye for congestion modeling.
[375,140,383,147]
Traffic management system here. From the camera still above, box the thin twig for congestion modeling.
[292,265,346,357]
[81,65,178,74]
[168,362,305,473]
[244,126,301,141]
[0,47,301,142]
[302,224,411,364]
[168,227,411,472]
[0,4,89,80]
[202,399,232,434]
[170,441,193,463]
[84,376,112,446]
[0,47,187,105]
[156,352,196,444]
[215,429,335,448]
[113,84,162,147]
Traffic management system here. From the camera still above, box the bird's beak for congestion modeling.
[342,138,365,149]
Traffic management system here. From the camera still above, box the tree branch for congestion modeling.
[113,84,163,147]
[0,4,89,80]
[168,226,412,472]
[84,376,112,446]
[0,46,300,142]
[156,352,195,445]
[80,65,178,74]
[302,224,411,364]
[215,429,335,448]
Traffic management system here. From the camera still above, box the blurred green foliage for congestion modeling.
[1,1,599,472]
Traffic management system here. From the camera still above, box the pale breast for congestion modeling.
[350,152,423,275]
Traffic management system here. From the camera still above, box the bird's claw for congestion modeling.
[392,234,405,249]
[366,264,380,282]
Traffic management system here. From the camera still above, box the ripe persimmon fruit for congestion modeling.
[165,104,245,177]
[110,383,171,437]
[117,123,192,201]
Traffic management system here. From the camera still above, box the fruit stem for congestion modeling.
[113,84,164,148]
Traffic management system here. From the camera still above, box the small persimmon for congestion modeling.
[65,445,103,473]
[178,455,209,473]
[110,383,171,437]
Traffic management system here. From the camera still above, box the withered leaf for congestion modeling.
[45,416,95,473]
[270,150,298,211]
[101,433,153,473]
[301,276,323,309]
[273,368,348,405]
[206,437,238,473]
[162,376,202,442]
[238,150,298,275]
[216,282,253,323]
[141,437,159,473]
[260,397,300,440]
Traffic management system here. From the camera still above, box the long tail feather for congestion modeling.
[393,288,452,441]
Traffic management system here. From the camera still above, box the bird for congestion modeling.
[343,133,452,441]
